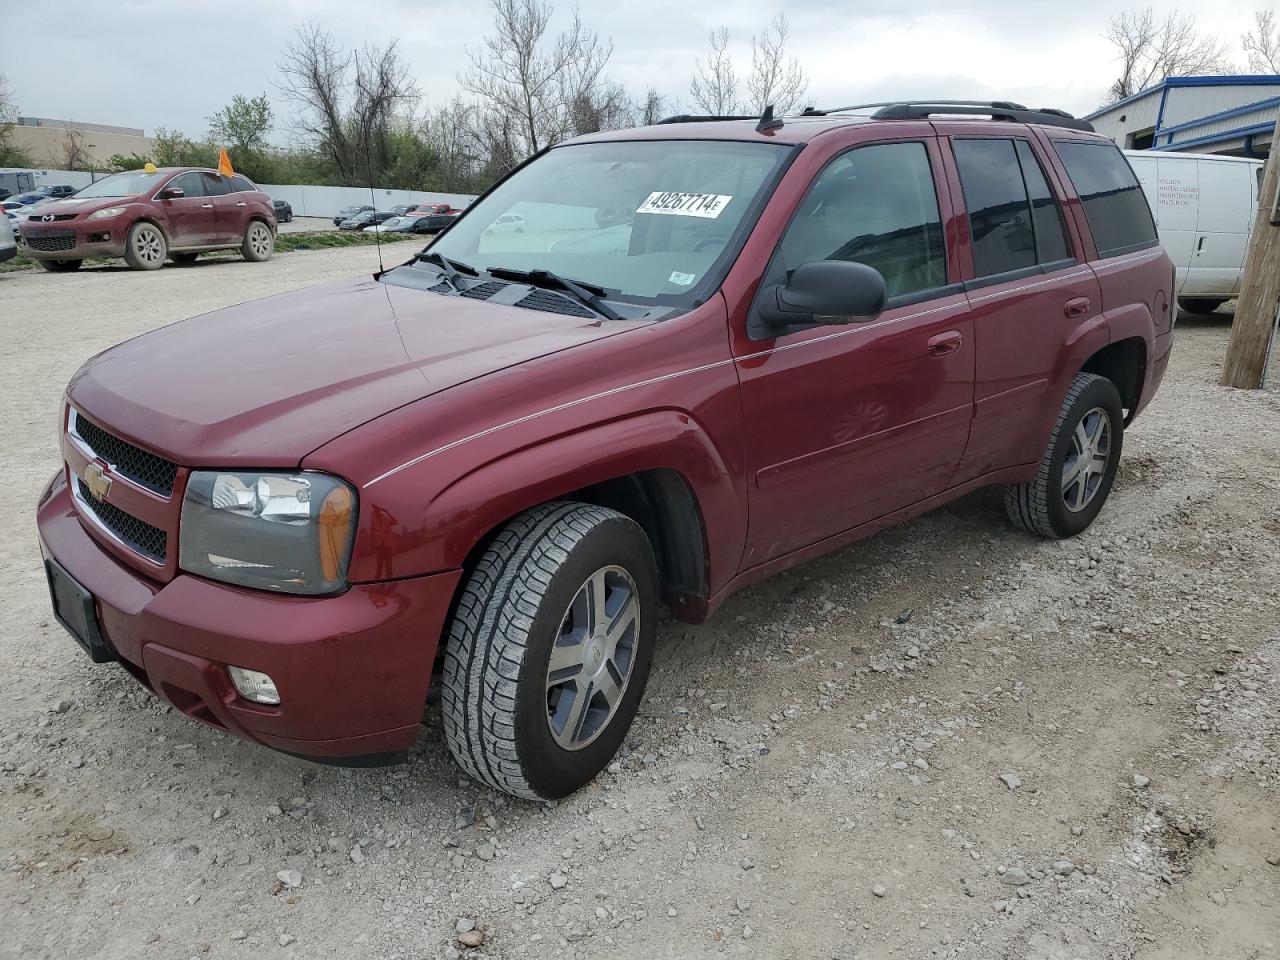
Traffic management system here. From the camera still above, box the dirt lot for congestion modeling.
[2,249,1278,960]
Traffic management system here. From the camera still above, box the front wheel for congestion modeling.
[38,258,82,272]
[241,220,274,262]
[442,502,658,799]
[1004,372,1124,539]
[123,222,166,270]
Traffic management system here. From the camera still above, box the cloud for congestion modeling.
[4,0,1262,138]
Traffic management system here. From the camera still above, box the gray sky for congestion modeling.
[4,0,1268,141]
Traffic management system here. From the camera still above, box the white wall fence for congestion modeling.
[1,168,475,219]
[258,184,475,219]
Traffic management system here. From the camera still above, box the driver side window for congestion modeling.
[165,172,204,198]
[778,141,947,301]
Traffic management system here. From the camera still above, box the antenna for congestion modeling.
[365,137,385,277]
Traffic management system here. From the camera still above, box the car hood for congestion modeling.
[41,196,140,217]
[67,275,646,467]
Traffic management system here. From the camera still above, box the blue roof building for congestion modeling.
[1086,75,1280,156]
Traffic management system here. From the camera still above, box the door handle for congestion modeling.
[200,203,214,209]
[927,330,963,357]
[1196,236,1205,254]
[1064,297,1091,319]
[235,201,247,207]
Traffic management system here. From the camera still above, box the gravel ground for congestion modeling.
[2,250,1278,960]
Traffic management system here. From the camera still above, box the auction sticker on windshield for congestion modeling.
[636,192,733,219]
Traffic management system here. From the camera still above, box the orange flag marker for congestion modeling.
[217,147,234,177]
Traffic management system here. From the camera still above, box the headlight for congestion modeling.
[179,471,357,595]
[86,206,127,220]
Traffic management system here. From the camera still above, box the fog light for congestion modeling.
[228,666,280,705]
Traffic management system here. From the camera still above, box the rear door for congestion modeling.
[943,131,1103,481]
[1147,156,1198,293]
[201,173,241,243]
[1191,160,1252,296]
[157,172,214,248]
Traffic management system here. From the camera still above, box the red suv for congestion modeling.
[20,166,276,272]
[37,102,1172,798]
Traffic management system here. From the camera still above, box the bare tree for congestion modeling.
[636,88,668,125]
[746,15,808,114]
[0,73,29,166]
[1104,8,1232,103]
[1243,9,1280,73]
[277,24,418,185]
[54,126,92,171]
[460,0,616,161]
[689,28,740,114]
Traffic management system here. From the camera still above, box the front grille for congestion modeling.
[25,231,76,252]
[77,479,167,563]
[72,413,178,497]
[29,213,75,222]
[515,288,596,318]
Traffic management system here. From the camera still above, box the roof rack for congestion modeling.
[801,100,1094,132]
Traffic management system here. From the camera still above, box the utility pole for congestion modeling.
[1222,109,1280,389]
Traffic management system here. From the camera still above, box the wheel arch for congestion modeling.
[1080,336,1147,423]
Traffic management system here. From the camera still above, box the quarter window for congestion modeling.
[778,141,947,300]
[1053,141,1157,258]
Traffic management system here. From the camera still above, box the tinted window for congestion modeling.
[1014,140,1072,264]
[201,173,232,196]
[165,172,204,198]
[231,175,256,193]
[1054,141,1157,257]
[778,141,947,299]
[954,139,1036,277]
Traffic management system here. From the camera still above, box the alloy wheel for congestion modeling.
[249,223,272,257]
[133,226,164,265]
[1061,406,1112,512]
[545,565,640,751]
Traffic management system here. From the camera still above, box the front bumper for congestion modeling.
[21,221,125,260]
[37,471,462,761]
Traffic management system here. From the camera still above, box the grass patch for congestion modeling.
[0,230,419,273]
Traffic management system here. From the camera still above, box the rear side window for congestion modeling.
[201,173,232,196]
[954,138,1072,277]
[778,141,947,300]
[1053,141,1157,258]
[231,175,256,193]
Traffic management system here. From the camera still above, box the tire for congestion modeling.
[241,220,274,262]
[1178,297,1227,315]
[123,221,166,270]
[442,501,659,800]
[1004,372,1124,539]
[170,252,199,265]
[38,258,81,272]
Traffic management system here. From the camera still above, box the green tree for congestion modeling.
[152,127,217,167]
[208,93,273,155]
[109,152,153,170]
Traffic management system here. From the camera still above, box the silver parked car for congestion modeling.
[0,212,16,264]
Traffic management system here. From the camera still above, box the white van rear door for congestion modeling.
[1153,157,1198,292]
[1191,161,1252,296]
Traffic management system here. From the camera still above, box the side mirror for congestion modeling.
[158,187,185,200]
[757,260,887,329]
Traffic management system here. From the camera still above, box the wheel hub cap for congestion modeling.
[545,565,639,751]
[1061,406,1112,513]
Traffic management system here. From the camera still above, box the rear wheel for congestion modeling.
[241,220,274,262]
[38,258,81,272]
[123,222,166,270]
[442,502,658,799]
[1178,297,1227,315]
[1004,372,1124,539]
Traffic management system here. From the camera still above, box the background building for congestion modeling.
[9,117,155,170]
[1087,75,1280,157]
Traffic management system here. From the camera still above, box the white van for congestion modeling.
[1125,150,1263,315]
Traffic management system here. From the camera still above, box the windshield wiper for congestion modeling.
[487,266,623,321]
[416,251,476,292]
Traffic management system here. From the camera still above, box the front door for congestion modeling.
[157,172,215,248]
[735,138,976,567]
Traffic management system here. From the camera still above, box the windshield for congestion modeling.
[75,171,169,199]
[423,139,792,305]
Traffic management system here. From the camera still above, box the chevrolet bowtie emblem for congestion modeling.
[82,461,112,500]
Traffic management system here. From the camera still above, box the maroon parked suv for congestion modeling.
[37,102,1173,798]
[20,166,276,271]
